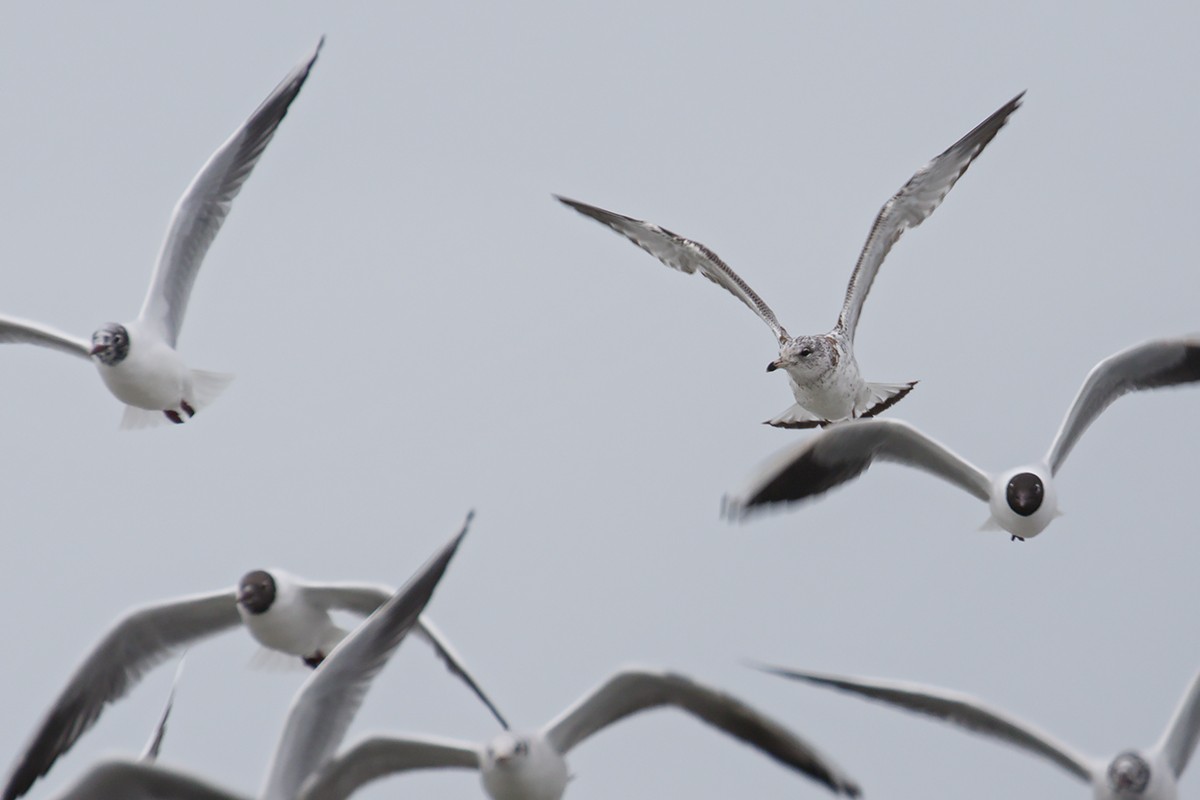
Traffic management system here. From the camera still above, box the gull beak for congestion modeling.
[89,343,106,357]
[765,359,782,373]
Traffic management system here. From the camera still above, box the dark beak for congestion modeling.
[765,359,781,373]
[89,344,105,357]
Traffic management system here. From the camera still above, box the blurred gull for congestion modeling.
[3,514,504,800]
[557,92,1022,428]
[757,662,1200,800]
[301,666,862,799]
[0,39,322,428]
[40,519,469,800]
[724,336,1200,540]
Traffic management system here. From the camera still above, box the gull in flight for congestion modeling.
[40,522,469,800]
[556,92,1022,428]
[0,39,321,428]
[3,515,505,800]
[300,665,862,799]
[723,336,1200,540]
[757,662,1200,800]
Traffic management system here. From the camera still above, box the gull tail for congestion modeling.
[857,380,918,418]
[188,368,235,412]
[764,403,827,429]
[120,406,173,430]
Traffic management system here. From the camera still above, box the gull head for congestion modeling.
[485,733,531,768]
[768,335,833,378]
[1106,751,1152,797]
[89,323,130,366]
[988,466,1058,540]
[236,570,277,615]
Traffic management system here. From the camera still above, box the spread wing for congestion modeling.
[138,658,187,762]
[1155,668,1200,778]
[756,664,1098,785]
[541,667,861,796]
[1045,337,1200,474]
[556,196,790,342]
[300,735,480,800]
[258,524,468,800]
[137,39,322,346]
[0,315,90,359]
[2,591,239,800]
[47,760,243,800]
[837,92,1024,341]
[723,418,991,518]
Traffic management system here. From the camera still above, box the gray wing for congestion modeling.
[2,591,239,800]
[722,418,992,518]
[1045,337,1200,474]
[258,521,469,800]
[756,664,1097,784]
[541,667,862,797]
[556,196,790,342]
[1155,668,1200,778]
[0,315,90,359]
[300,735,480,800]
[137,39,322,346]
[47,760,243,800]
[837,92,1024,341]
[139,657,187,762]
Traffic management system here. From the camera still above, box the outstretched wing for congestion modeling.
[541,667,862,796]
[723,418,991,518]
[1155,668,1200,778]
[557,196,790,342]
[48,759,243,800]
[0,315,90,359]
[3,592,239,800]
[300,735,480,800]
[1045,337,1200,474]
[837,92,1024,341]
[137,39,322,346]
[756,664,1098,785]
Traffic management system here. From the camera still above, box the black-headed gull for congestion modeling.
[40,522,469,800]
[556,92,1022,428]
[0,40,321,428]
[3,516,504,800]
[300,666,862,799]
[724,336,1200,540]
[757,663,1200,800]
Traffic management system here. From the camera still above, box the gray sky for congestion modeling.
[2,2,1199,798]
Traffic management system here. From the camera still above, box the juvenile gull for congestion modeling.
[300,666,862,799]
[41,523,469,800]
[0,40,321,428]
[757,662,1200,800]
[557,92,1022,428]
[2,515,505,800]
[723,336,1200,540]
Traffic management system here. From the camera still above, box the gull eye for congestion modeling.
[799,348,812,357]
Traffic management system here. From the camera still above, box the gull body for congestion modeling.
[758,663,1200,800]
[302,666,862,799]
[4,520,505,800]
[557,92,1022,428]
[42,525,470,800]
[0,40,321,428]
[724,336,1200,540]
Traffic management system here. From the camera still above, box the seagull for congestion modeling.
[42,521,469,800]
[723,336,1200,540]
[0,39,321,429]
[756,662,1200,800]
[556,92,1022,428]
[138,658,187,762]
[3,514,505,800]
[299,665,863,799]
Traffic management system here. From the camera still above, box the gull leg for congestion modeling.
[164,410,184,424]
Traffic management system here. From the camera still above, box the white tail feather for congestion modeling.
[764,403,826,429]
[120,405,171,431]
[247,647,307,673]
[188,368,235,411]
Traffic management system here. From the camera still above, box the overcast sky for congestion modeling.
[2,2,1199,798]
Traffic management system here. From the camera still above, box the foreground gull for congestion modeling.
[724,336,1200,540]
[3,517,504,800]
[42,520,468,800]
[556,92,1022,428]
[757,663,1200,800]
[0,39,321,428]
[300,666,862,799]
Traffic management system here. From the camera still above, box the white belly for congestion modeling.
[94,331,189,410]
[237,599,341,658]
